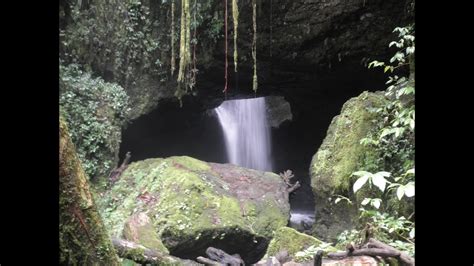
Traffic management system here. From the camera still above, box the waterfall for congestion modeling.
[214,97,273,172]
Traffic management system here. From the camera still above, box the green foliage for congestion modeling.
[294,243,333,262]
[60,63,130,180]
[352,170,391,193]
[334,25,415,257]
[358,209,414,256]
[336,229,359,247]
[335,210,414,256]
[61,0,163,87]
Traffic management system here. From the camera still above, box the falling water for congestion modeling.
[214,97,273,171]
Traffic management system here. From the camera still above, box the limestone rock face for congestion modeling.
[97,156,290,264]
[310,91,386,241]
[266,96,293,128]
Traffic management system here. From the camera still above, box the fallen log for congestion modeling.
[367,238,414,266]
[327,239,414,266]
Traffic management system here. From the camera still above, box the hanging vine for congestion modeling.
[232,0,239,72]
[176,0,192,102]
[170,0,176,76]
[252,0,258,93]
[270,0,272,59]
[223,0,229,93]
[190,0,197,89]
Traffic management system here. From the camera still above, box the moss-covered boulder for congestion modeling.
[310,91,386,241]
[265,227,337,261]
[97,156,290,263]
[122,212,169,254]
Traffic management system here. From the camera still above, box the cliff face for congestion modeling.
[60,0,412,119]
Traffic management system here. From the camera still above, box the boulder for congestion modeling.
[97,156,290,264]
[309,91,386,241]
[122,212,169,253]
[265,96,293,128]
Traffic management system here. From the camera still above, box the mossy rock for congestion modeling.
[122,212,169,253]
[309,91,386,241]
[97,156,290,264]
[265,227,337,261]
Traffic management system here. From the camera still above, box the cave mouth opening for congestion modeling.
[119,59,387,231]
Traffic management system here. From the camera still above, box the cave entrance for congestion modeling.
[119,59,387,232]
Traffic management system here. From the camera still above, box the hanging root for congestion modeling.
[176,0,191,100]
[223,0,229,93]
[252,0,257,92]
[170,0,175,76]
[232,0,239,72]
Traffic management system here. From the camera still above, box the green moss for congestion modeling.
[169,156,211,171]
[310,91,386,195]
[252,201,288,238]
[265,227,336,258]
[123,247,146,262]
[121,258,139,266]
[123,213,169,253]
[97,155,289,258]
[60,116,120,265]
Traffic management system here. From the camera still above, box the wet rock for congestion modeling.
[266,96,293,128]
[97,156,290,264]
[309,91,386,241]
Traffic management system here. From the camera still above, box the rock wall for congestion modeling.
[60,0,410,119]
[309,91,386,241]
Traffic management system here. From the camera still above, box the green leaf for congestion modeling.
[409,228,415,238]
[372,199,381,209]
[380,128,395,138]
[361,198,370,205]
[353,175,370,193]
[372,173,388,192]
[377,171,391,177]
[397,186,405,200]
[335,198,341,204]
[404,182,415,197]
[353,171,372,177]
[406,168,415,175]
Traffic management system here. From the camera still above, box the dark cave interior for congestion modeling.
[119,58,388,213]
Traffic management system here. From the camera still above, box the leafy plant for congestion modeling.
[60,63,130,180]
[335,25,415,257]
[352,170,391,193]
[294,243,333,262]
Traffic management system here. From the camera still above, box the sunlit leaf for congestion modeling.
[353,171,371,177]
[372,174,387,192]
[361,198,370,205]
[372,199,381,209]
[397,186,405,200]
[404,182,415,197]
[353,175,370,193]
